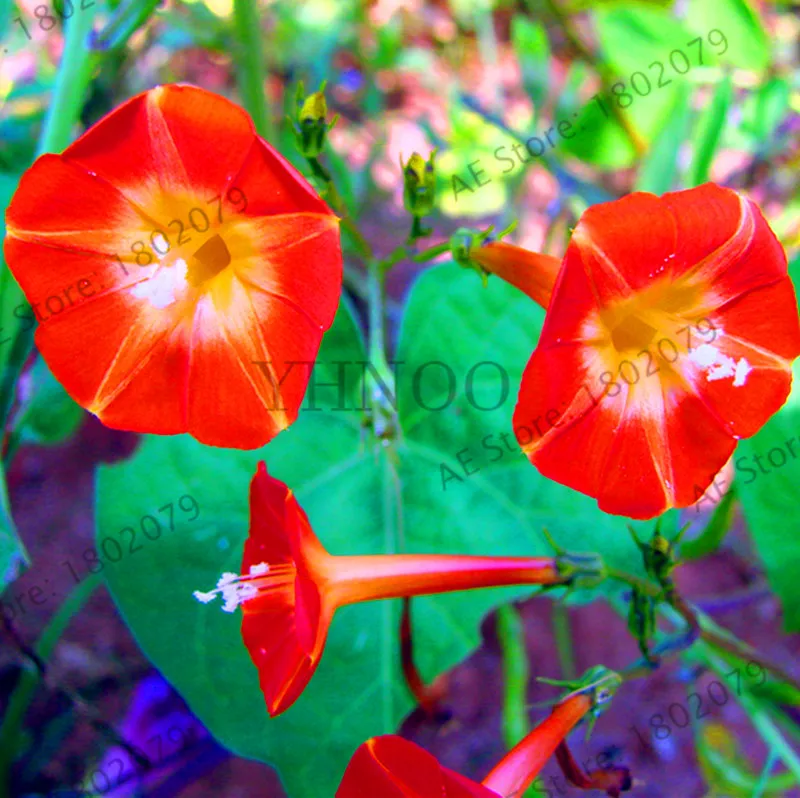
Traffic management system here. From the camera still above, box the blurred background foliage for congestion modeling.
[0,0,799,796]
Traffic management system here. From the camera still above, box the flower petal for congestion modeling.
[513,344,627,504]
[336,736,494,798]
[678,279,800,439]
[570,192,677,304]
[63,84,255,204]
[665,183,788,300]
[241,464,329,716]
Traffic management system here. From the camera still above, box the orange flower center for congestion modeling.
[586,276,713,391]
[187,233,232,287]
[122,193,261,310]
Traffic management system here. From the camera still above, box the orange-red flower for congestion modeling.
[4,84,342,449]
[336,735,495,797]
[193,462,568,716]
[336,687,617,797]
[470,184,800,519]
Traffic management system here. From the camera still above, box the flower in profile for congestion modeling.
[468,184,800,519]
[337,667,628,797]
[193,462,579,716]
[4,84,342,449]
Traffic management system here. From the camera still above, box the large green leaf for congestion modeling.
[97,295,567,796]
[396,265,674,593]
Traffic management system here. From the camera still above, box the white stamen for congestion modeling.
[130,258,188,309]
[689,344,719,368]
[688,338,751,389]
[733,357,753,387]
[217,572,239,588]
[707,355,736,382]
[194,569,266,612]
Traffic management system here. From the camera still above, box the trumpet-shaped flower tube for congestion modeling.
[194,462,578,716]
[469,185,800,519]
[336,668,626,797]
[4,84,342,449]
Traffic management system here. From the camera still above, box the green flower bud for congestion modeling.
[291,81,338,159]
[402,150,437,218]
[629,523,681,590]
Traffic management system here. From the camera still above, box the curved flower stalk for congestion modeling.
[464,184,800,519]
[4,85,342,449]
[336,666,628,797]
[193,463,601,716]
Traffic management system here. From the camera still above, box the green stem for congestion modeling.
[367,257,388,375]
[88,0,161,52]
[496,604,529,749]
[0,3,97,433]
[0,575,101,793]
[307,157,372,259]
[606,567,660,597]
[232,0,271,141]
[551,601,576,681]
[378,240,450,273]
[37,3,97,156]
[694,608,800,694]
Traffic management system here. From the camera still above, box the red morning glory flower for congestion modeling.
[470,185,800,518]
[4,84,342,449]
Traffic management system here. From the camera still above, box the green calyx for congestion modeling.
[538,665,623,740]
[449,222,518,287]
[629,520,690,592]
[290,80,339,159]
[541,526,607,591]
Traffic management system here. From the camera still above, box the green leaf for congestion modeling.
[396,264,679,596]
[15,357,84,446]
[574,5,699,169]
[511,15,550,113]
[97,294,564,796]
[684,0,769,72]
[680,485,736,561]
[688,72,733,187]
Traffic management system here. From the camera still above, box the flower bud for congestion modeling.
[401,150,437,218]
[291,81,338,159]
[629,524,682,590]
